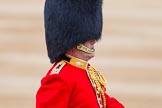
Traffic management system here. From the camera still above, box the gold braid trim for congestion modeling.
[87,66,107,108]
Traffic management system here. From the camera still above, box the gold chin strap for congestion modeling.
[77,44,95,54]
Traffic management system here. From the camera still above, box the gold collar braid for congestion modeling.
[87,66,107,108]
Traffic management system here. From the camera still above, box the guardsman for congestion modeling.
[36,0,125,108]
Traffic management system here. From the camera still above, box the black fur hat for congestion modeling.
[44,0,103,63]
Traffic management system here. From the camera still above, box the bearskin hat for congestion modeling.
[44,0,103,63]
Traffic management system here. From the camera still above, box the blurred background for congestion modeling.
[0,0,162,108]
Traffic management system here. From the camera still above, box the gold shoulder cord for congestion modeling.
[87,66,107,108]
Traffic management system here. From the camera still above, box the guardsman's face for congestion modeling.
[66,40,96,61]
[79,40,96,61]
[83,40,96,52]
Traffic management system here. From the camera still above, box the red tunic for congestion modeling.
[36,59,124,108]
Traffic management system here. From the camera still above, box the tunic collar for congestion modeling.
[64,54,88,69]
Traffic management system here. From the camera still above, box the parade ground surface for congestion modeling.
[0,0,162,108]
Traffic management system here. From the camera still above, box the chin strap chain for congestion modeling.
[77,44,94,54]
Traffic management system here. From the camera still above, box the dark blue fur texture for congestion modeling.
[44,0,103,63]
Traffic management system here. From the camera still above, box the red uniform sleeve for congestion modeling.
[105,93,125,108]
[36,74,70,108]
